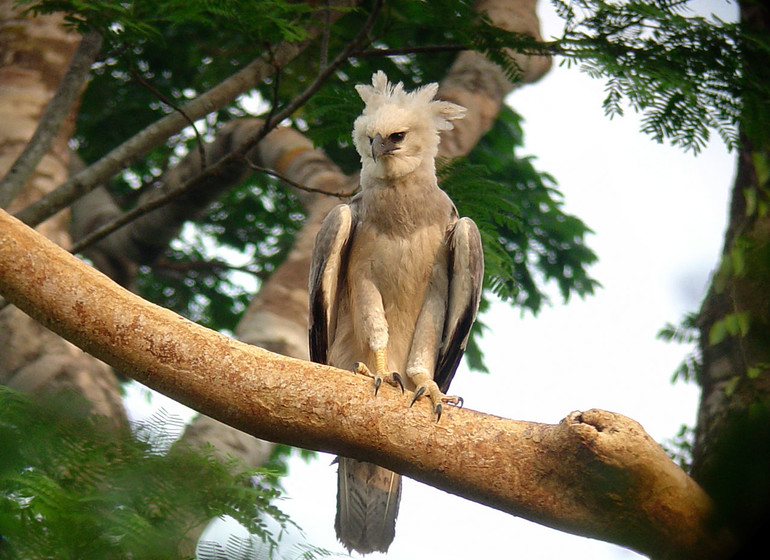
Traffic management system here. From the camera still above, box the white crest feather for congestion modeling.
[352,71,467,179]
[354,71,466,130]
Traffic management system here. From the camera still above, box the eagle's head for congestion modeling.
[352,71,466,180]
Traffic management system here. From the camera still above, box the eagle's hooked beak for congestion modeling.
[371,133,399,161]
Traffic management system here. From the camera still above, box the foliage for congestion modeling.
[198,534,336,560]
[661,423,695,472]
[18,0,317,48]
[657,311,702,384]
[446,106,599,311]
[10,0,603,339]
[554,0,769,153]
[5,0,769,552]
[0,386,295,560]
[8,0,755,412]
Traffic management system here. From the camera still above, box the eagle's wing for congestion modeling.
[308,203,354,365]
[435,216,484,393]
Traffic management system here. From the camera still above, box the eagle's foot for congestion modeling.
[409,372,463,422]
[354,362,404,395]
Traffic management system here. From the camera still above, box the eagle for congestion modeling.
[308,71,484,554]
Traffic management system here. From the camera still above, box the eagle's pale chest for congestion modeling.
[348,223,446,307]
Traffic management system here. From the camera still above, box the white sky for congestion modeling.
[126,1,740,558]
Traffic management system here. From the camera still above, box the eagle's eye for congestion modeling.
[389,131,406,143]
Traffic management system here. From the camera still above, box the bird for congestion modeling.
[308,71,484,554]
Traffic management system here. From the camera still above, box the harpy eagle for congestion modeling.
[308,71,484,554]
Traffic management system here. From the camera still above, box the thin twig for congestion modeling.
[236,0,384,156]
[353,41,561,59]
[70,183,191,255]
[245,158,355,199]
[319,0,331,70]
[70,0,382,254]
[130,67,207,171]
[0,31,103,208]
[264,43,282,128]
[354,44,466,58]
[154,257,262,278]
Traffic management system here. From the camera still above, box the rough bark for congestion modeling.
[0,5,125,425]
[0,207,735,560]
[691,2,770,552]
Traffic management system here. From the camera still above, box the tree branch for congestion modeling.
[0,31,103,208]
[13,0,358,228]
[244,158,355,199]
[0,207,735,560]
[129,67,208,171]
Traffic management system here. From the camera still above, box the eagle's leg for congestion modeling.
[408,371,463,422]
[354,348,404,395]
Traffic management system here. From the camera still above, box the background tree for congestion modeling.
[0,0,767,558]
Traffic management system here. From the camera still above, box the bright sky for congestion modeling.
[126,1,739,558]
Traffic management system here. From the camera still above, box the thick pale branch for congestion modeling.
[0,207,733,560]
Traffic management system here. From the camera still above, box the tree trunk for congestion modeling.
[691,3,770,552]
[0,4,125,425]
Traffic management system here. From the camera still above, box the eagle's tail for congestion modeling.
[335,456,401,554]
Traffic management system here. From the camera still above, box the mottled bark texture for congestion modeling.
[0,5,125,425]
[692,2,770,553]
[0,209,735,560]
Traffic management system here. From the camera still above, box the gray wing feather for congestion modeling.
[435,217,484,392]
[308,204,354,365]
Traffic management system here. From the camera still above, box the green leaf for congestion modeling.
[708,311,751,346]
[745,187,758,217]
[724,375,740,396]
[747,363,770,379]
[753,151,770,187]
[736,311,752,336]
[709,317,729,346]
[731,245,746,277]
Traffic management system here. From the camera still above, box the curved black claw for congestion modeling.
[374,376,382,396]
[455,396,464,408]
[435,402,443,423]
[392,372,405,394]
[409,386,426,407]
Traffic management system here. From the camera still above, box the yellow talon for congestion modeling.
[353,350,405,395]
[409,372,463,422]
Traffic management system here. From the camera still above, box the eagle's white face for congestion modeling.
[353,103,437,180]
[352,71,466,183]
